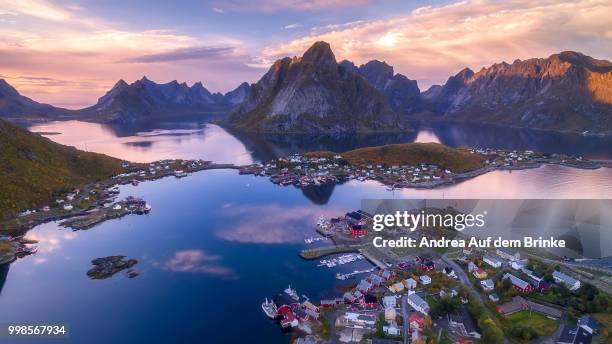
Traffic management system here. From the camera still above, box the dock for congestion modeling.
[360,248,388,269]
[299,245,358,260]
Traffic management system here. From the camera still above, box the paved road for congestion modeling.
[400,295,409,344]
[440,254,485,304]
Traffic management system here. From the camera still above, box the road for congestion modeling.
[440,254,485,304]
[400,295,409,344]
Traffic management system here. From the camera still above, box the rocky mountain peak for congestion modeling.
[301,41,336,67]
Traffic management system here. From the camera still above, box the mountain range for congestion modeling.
[1,42,610,134]
[0,77,249,125]
[422,51,612,133]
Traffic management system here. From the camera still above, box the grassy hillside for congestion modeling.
[305,142,485,172]
[0,119,123,220]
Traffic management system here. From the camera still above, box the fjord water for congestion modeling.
[0,120,609,343]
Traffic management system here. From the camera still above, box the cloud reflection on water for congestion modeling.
[215,204,340,244]
[157,250,236,278]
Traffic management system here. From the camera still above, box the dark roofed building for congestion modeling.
[497,296,527,315]
[448,306,481,339]
[577,315,599,334]
[558,325,593,344]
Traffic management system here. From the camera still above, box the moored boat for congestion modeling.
[261,298,278,319]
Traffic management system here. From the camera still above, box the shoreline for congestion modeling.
[1,152,609,264]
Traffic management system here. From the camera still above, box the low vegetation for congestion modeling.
[0,119,123,220]
[501,311,558,343]
[305,142,485,173]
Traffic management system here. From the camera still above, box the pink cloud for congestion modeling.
[258,0,612,89]
[212,0,376,13]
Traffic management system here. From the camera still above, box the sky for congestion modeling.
[0,0,611,108]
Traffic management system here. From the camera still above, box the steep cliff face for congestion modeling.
[342,60,421,114]
[226,41,406,133]
[424,52,612,133]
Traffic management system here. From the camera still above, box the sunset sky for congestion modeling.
[1,0,611,108]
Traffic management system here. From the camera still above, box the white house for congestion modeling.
[407,293,430,315]
[510,260,526,270]
[496,248,520,261]
[483,255,503,268]
[63,204,73,211]
[419,275,431,285]
[382,296,397,309]
[404,278,417,289]
[383,324,401,336]
[480,279,495,292]
[467,261,477,272]
[553,271,581,291]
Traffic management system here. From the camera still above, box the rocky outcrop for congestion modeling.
[226,41,407,133]
[86,256,138,279]
[423,52,612,134]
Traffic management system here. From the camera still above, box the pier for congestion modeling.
[299,245,358,260]
[336,267,376,280]
[360,248,388,269]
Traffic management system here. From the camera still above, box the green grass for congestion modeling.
[305,142,485,173]
[500,311,559,343]
[0,119,124,220]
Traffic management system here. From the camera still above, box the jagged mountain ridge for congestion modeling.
[422,51,612,133]
[225,41,408,133]
[80,77,250,124]
[340,59,421,114]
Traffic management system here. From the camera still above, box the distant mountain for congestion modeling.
[422,52,612,134]
[340,60,421,114]
[0,118,123,220]
[0,79,72,122]
[80,77,249,124]
[225,41,407,133]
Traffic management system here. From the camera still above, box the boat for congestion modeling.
[284,285,299,301]
[261,298,278,319]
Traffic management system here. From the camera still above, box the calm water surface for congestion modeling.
[1,120,609,343]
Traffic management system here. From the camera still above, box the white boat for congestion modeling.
[261,298,278,319]
[284,285,299,301]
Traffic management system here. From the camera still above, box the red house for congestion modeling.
[503,273,533,294]
[362,294,378,309]
[421,260,435,272]
[349,223,368,237]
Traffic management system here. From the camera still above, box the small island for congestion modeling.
[86,256,139,280]
[239,142,607,189]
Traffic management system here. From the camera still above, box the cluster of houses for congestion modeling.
[467,247,583,300]
[271,289,321,329]
[241,153,458,190]
[340,270,395,305]
[316,210,373,238]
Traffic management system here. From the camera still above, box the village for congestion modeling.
[239,148,605,191]
[0,158,238,264]
[262,210,611,344]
